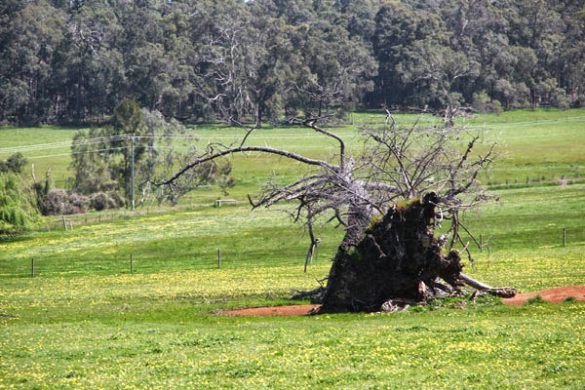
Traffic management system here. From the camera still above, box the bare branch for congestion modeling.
[291,117,346,170]
[163,146,338,185]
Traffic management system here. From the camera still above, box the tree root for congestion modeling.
[291,286,326,303]
[459,273,517,298]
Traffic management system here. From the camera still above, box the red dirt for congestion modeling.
[502,285,585,306]
[219,286,585,316]
[221,304,321,317]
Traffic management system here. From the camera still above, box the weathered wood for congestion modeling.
[459,273,516,298]
[319,195,466,312]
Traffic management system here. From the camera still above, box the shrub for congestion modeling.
[0,173,39,234]
[90,192,125,211]
[40,189,90,215]
[527,295,545,305]
[0,153,27,174]
[472,91,503,113]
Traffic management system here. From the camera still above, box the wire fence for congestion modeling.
[36,195,229,231]
[2,245,320,279]
[2,221,583,279]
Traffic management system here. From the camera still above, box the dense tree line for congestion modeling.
[1,0,583,125]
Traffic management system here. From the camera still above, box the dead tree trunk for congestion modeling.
[319,193,463,312]
[319,192,515,313]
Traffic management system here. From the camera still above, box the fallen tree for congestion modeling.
[164,116,515,312]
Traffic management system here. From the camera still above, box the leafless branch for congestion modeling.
[162,145,338,185]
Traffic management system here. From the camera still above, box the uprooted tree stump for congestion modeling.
[317,193,515,313]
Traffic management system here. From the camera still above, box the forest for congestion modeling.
[1,0,584,125]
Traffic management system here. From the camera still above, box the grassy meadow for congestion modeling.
[1,109,584,388]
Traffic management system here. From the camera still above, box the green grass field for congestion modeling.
[1,109,584,388]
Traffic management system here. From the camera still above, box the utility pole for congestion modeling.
[130,134,135,211]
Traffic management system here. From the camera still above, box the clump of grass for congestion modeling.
[527,295,545,305]
[563,296,576,303]
[428,296,468,309]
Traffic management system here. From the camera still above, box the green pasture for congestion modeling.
[1,109,585,388]
[1,264,584,389]
[1,183,583,279]
[1,108,584,195]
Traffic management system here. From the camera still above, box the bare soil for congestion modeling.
[502,285,585,306]
[219,286,585,316]
[221,304,320,317]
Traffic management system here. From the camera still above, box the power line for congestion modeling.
[0,134,201,155]
[27,146,129,160]
[2,115,584,155]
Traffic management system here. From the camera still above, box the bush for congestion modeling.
[472,91,503,114]
[550,88,571,109]
[90,192,125,211]
[69,192,91,212]
[41,189,90,216]
[0,173,39,234]
[0,153,27,174]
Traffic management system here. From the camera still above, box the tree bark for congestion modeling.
[319,194,466,312]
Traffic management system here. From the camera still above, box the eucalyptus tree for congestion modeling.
[53,0,124,123]
[334,0,379,41]
[372,3,422,108]
[140,109,232,205]
[278,0,378,117]
[555,2,585,104]
[0,1,65,123]
[71,99,229,206]
[70,99,145,205]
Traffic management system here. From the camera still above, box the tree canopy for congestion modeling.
[1,0,583,125]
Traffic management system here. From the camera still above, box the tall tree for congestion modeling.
[0,1,65,123]
[53,1,124,123]
[284,1,378,116]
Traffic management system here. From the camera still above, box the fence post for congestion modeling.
[217,249,221,269]
[31,257,35,278]
[130,254,134,274]
[563,227,567,247]
[62,215,67,230]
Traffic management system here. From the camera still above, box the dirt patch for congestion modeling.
[502,285,585,306]
[221,304,320,317]
[219,286,585,316]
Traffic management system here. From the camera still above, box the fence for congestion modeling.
[5,249,309,279]
[39,199,239,232]
[3,225,583,279]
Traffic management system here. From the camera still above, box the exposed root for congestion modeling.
[291,286,326,303]
[459,273,517,298]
